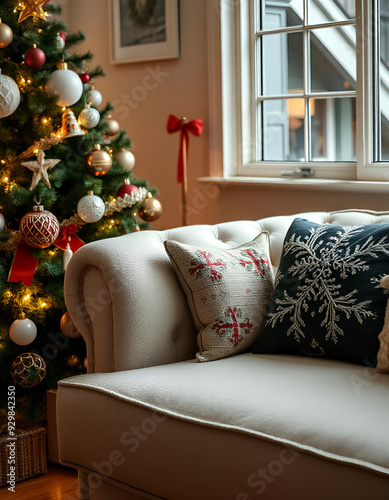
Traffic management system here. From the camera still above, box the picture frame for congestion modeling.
[109,0,180,64]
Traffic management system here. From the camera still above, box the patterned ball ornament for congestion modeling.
[46,62,83,107]
[9,312,37,346]
[0,20,13,48]
[25,44,46,68]
[77,191,105,223]
[115,148,135,171]
[10,352,46,388]
[138,192,162,222]
[117,179,138,199]
[79,104,100,129]
[20,204,60,248]
[87,88,102,107]
[0,69,20,119]
[85,144,112,176]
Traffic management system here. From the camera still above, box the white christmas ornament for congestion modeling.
[0,69,21,119]
[9,313,37,346]
[0,213,5,232]
[115,149,135,171]
[79,104,100,129]
[46,62,83,107]
[55,33,65,51]
[77,191,105,223]
[87,89,102,107]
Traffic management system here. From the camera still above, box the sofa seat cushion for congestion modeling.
[58,353,389,477]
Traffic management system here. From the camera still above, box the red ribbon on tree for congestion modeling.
[166,115,203,183]
[54,224,84,253]
[8,242,38,287]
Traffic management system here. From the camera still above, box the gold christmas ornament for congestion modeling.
[138,192,162,222]
[0,19,13,48]
[115,148,135,171]
[66,354,81,369]
[104,116,120,137]
[85,144,112,176]
[18,0,48,23]
[60,311,81,338]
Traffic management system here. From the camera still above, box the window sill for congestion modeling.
[198,176,389,194]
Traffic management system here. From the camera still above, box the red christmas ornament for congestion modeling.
[20,204,60,249]
[117,179,139,199]
[80,73,90,84]
[59,31,66,40]
[25,45,46,69]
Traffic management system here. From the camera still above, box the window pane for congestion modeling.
[307,0,355,26]
[310,97,356,161]
[262,0,303,30]
[261,32,303,96]
[379,1,389,160]
[311,27,356,92]
[262,100,305,161]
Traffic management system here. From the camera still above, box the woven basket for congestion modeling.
[0,420,47,487]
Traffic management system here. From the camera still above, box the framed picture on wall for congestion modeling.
[110,0,180,64]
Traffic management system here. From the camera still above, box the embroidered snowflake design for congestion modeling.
[211,307,253,345]
[240,249,271,276]
[267,225,389,344]
[188,250,226,281]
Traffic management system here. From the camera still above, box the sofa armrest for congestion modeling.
[64,231,198,373]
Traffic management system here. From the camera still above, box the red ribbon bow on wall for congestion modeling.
[166,115,203,183]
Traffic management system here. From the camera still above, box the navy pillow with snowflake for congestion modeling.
[252,218,389,366]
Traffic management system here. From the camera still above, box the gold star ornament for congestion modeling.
[18,0,48,23]
[22,148,61,190]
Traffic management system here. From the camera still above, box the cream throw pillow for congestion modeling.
[164,232,274,362]
[377,275,389,373]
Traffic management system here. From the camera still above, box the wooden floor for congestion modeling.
[3,463,79,500]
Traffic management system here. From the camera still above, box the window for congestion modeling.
[215,0,389,183]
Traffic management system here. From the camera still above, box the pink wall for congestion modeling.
[64,0,389,230]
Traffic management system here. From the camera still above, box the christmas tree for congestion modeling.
[0,0,161,422]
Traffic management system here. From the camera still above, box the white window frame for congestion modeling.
[206,0,389,186]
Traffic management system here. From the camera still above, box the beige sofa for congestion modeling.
[57,210,389,500]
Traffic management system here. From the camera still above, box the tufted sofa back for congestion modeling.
[64,209,389,373]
